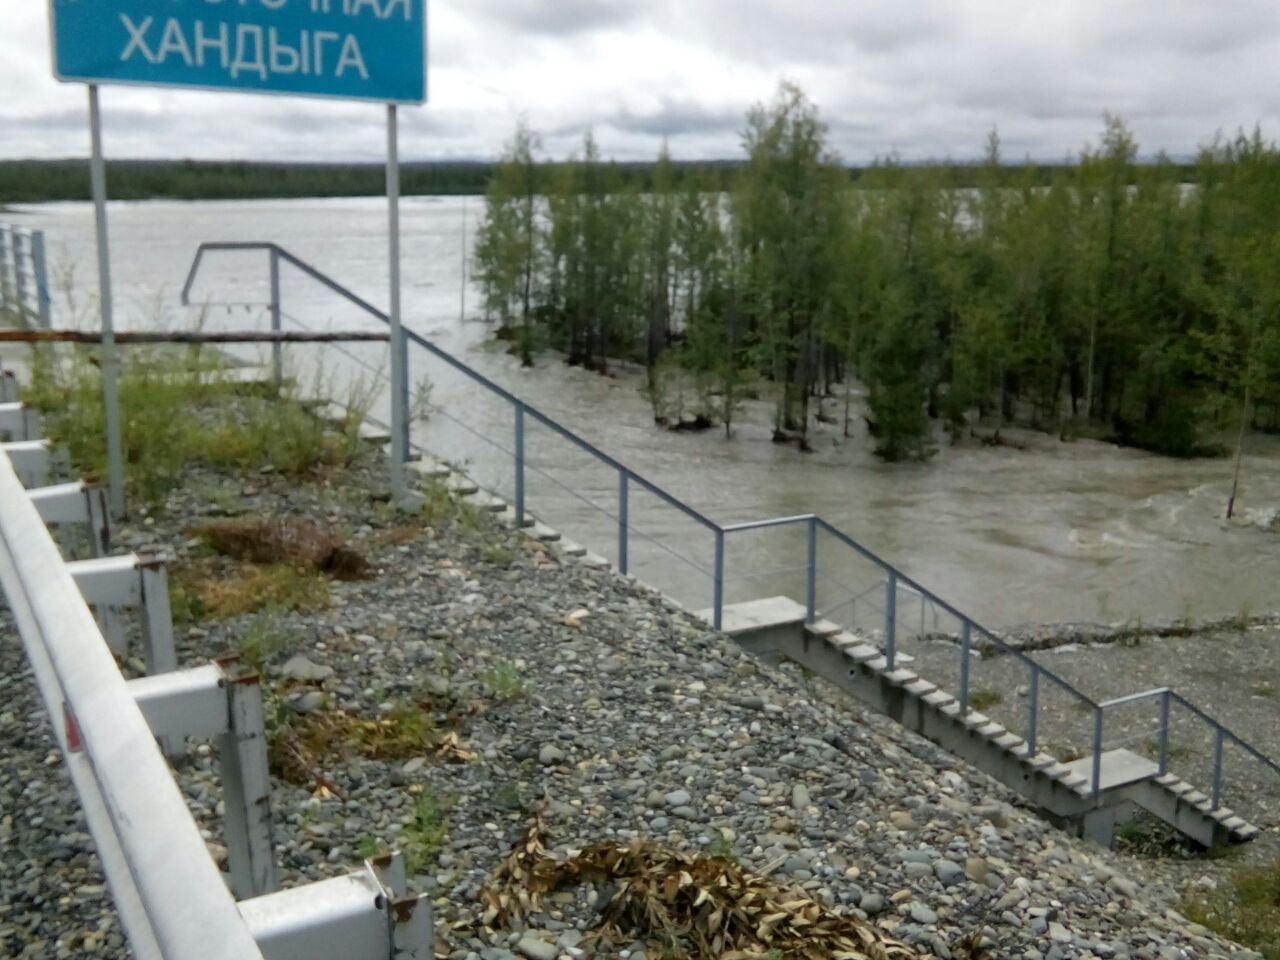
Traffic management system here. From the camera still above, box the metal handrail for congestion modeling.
[0,449,265,959]
[0,223,51,327]
[181,241,1280,809]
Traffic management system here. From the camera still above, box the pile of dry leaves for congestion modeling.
[479,816,987,959]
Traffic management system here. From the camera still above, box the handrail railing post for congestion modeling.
[268,246,282,388]
[30,230,51,328]
[713,527,725,630]
[884,570,897,670]
[1158,690,1171,775]
[514,403,526,526]
[1092,707,1104,798]
[1211,728,1224,811]
[617,470,629,575]
[959,620,971,715]
[805,517,816,624]
[12,230,28,323]
[0,226,12,308]
[398,328,411,457]
[1028,664,1040,755]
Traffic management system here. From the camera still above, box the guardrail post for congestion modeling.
[959,620,971,715]
[30,230,50,328]
[1091,707,1104,798]
[1157,690,1171,775]
[884,570,897,670]
[1027,664,1040,755]
[268,247,282,388]
[1211,728,1224,811]
[805,517,816,624]
[514,403,526,526]
[713,527,725,631]
[617,471,629,575]
[139,563,178,676]
[220,662,279,899]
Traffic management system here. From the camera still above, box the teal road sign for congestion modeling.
[50,0,426,103]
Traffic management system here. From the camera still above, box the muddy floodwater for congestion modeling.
[13,196,1279,628]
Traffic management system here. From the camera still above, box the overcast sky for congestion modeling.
[3,2,1280,165]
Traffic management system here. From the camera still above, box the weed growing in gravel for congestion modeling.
[494,782,522,810]
[188,563,330,618]
[481,543,515,567]
[418,478,487,534]
[268,695,474,792]
[355,834,387,861]
[1229,602,1255,632]
[968,689,1003,711]
[1116,618,1145,647]
[402,793,451,875]
[355,701,436,759]
[236,616,298,674]
[1250,683,1275,698]
[706,831,739,863]
[478,660,525,701]
[1114,815,1201,859]
[1182,861,1280,958]
[1141,738,1192,762]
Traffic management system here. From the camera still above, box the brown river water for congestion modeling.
[11,196,1278,629]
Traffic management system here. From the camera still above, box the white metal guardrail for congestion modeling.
[0,374,433,959]
[0,223,52,327]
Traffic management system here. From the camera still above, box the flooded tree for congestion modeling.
[474,93,1280,469]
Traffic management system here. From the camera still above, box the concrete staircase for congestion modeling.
[715,597,1260,849]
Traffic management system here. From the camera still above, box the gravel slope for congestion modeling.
[0,453,1267,960]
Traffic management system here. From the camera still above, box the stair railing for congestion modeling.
[181,241,1280,813]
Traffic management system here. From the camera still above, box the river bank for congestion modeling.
[1,435,1271,959]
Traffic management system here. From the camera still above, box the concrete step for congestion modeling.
[845,645,881,664]
[553,537,587,558]
[920,689,954,707]
[465,490,508,513]
[807,618,844,638]
[902,678,938,697]
[408,457,451,480]
[529,522,560,543]
[445,474,479,496]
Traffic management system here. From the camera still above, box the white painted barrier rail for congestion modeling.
[0,402,433,959]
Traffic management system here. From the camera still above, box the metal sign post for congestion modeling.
[88,86,127,517]
[386,103,406,504]
[49,0,427,509]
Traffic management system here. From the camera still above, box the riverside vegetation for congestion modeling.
[475,83,1280,464]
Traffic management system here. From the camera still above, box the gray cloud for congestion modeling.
[4,1,1280,164]
[468,0,642,36]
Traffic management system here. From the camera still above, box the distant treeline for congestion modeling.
[475,84,1280,461]
[0,155,1200,205]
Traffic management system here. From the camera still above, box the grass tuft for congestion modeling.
[1182,861,1280,958]
[186,563,330,619]
[478,659,526,701]
[968,689,1004,711]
